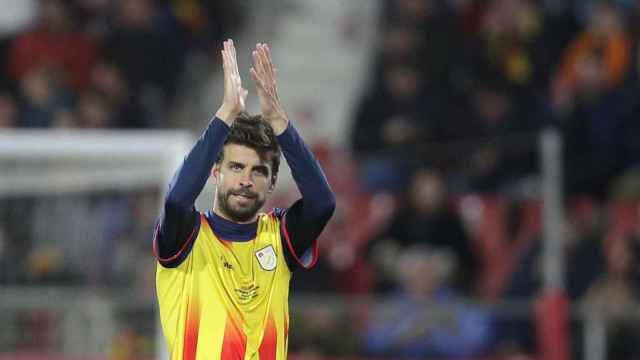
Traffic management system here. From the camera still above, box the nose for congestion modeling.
[239,172,253,188]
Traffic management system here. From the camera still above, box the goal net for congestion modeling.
[0,129,193,359]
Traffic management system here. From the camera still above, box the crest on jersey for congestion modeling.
[255,245,277,271]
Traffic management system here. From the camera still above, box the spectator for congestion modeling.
[552,1,632,106]
[453,79,541,193]
[581,237,640,359]
[552,2,635,196]
[0,92,17,127]
[75,89,113,128]
[368,167,477,293]
[17,66,73,128]
[364,246,494,358]
[103,0,184,119]
[7,0,98,91]
[89,61,150,128]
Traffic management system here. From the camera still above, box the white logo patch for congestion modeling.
[255,245,277,271]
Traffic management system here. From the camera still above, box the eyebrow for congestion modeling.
[228,161,270,174]
[252,164,270,175]
[228,161,245,168]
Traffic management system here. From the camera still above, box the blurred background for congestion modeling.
[0,0,639,359]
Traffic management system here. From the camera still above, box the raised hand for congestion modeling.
[216,39,248,125]
[250,43,288,135]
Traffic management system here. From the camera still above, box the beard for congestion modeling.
[217,187,265,222]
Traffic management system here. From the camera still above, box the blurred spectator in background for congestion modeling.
[582,235,640,359]
[75,89,113,128]
[552,1,635,197]
[103,0,184,122]
[364,246,494,358]
[351,61,433,193]
[368,167,477,293]
[0,0,37,89]
[89,60,150,128]
[17,65,74,127]
[0,92,18,127]
[291,302,360,357]
[168,0,246,47]
[468,0,558,97]
[449,78,541,193]
[499,209,605,353]
[7,0,97,91]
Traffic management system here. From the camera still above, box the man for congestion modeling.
[153,39,335,359]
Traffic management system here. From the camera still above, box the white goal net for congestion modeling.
[0,129,193,359]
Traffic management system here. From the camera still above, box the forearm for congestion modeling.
[156,116,229,260]
[165,117,230,208]
[277,122,336,215]
[277,123,335,266]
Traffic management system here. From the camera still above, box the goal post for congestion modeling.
[0,130,193,196]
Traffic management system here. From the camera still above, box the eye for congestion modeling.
[230,163,242,172]
[253,168,268,177]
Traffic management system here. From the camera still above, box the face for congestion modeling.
[410,170,446,213]
[213,144,274,223]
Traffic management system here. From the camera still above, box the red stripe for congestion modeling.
[281,213,319,270]
[182,299,200,360]
[221,316,247,360]
[284,315,289,341]
[152,215,199,264]
[218,238,233,249]
[259,314,277,360]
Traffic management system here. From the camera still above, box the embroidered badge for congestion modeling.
[255,245,277,271]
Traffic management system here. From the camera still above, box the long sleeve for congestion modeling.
[277,122,336,270]
[154,117,230,263]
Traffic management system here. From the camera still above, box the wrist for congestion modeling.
[266,114,289,136]
[215,105,237,126]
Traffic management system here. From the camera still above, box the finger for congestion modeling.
[256,46,275,94]
[229,40,240,80]
[250,67,266,92]
[224,40,235,77]
[223,51,236,93]
[258,48,272,83]
[259,45,275,87]
[250,67,258,82]
[262,44,276,80]
[222,50,230,82]
[252,49,265,79]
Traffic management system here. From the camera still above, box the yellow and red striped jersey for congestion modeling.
[155,212,293,360]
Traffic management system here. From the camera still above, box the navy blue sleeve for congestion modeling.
[276,122,336,270]
[154,117,230,265]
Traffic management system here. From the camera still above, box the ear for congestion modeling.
[211,164,220,184]
[268,174,278,193]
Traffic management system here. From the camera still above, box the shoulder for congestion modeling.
[268,207,287,220]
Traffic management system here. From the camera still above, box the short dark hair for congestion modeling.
[217,112,281,183]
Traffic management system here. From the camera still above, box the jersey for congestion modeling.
[156,212,292,360]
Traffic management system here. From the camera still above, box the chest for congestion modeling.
[195,233,289,306]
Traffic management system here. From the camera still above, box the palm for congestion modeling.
[250,43,288,134]
[220,40,248,117]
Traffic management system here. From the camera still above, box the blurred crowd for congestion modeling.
[0,0,248,284]
[352,0,640,198]
[309,0,640,357]
[0,0,244,129]
[2,0,640,359]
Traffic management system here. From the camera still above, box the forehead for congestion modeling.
[222,143,269,167]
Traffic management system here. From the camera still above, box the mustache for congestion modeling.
[229,189,258,198]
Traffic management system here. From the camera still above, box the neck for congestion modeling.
[212,207,258,224]
[206,210,258,242]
